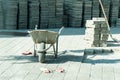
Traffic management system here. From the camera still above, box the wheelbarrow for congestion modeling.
[28,27,64,63]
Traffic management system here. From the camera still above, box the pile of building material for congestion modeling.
[48,0,56,28]
[69,1,83,27]
[29,0,40,29]
[18,0,28,29]
[85,18,109,47]
[64,0,83,27]
[110,0,119,27]
[0,0,120,30]
[116,18,120,27]
[92,0,99,17]
[0,1,3,29]
[63,0,72,27]
[83,0,92,26]
[55,0,63,28]
[100,0,110,19]
[40,0,48,28]
[5,0,18,30]
[40,0,63,29]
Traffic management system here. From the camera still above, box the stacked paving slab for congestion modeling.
[55,0,64,28]
[40,0,49,28]
[0,0,120,29]
[69,1,83,27]
[64,0,83,27]
[29,0,40,29]
[47,0,56,28]
[40,0,63,29]
[116,18,120,27]
[18,0,28,29]
[92,0,99,17]
[110,0,119,27]
[83,0,92,26]
[5,0,18,30]
[0,1,3,29]
[85,18,109,47]
[63,0,72,27]
[100,0,110,19]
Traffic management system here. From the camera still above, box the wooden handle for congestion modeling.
[99,0,113,38]
[99,0,110,28]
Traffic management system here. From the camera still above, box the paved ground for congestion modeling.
[0,28,120,80]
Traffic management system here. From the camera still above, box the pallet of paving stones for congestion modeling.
[5,0,18,29]
[69,1,83,27]
[85,18,108,47]
[110,0,119,27]
[100,0,110,19]
[40,0,50,28]
[63,0,71,15]
[40,0,63,28]
[18,0,28,29]
[40,0,55,28]
[83,1,92,26]
[56,0,63,17]
[63,0,72,26]
[48,0,56,28]
[92,0,99,17]
[29,2,40,29]
[116,18,120,27]
[40,0,49,28]
[0,1,3,29]
[55,0,63,28]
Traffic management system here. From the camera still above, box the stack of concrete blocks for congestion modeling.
[83,0,92,26]
[66,0,73,16]
[63,0,68,27]
[47,0,56,28]
[40,0,49,28]
[55,0,63,28]
[64,0,83,27]
[63,0,70,15]
[40,0,63,29]
[63,0,73,27]
[40,0,56,28]
[116,18,120,27]
[85,18,109,47]
[92,0,99,17]
[100,0,110,19]
[40,0,55,28]
[110,0,119,27]
[0,1,3,29]
[63,14,68,27]
[18,0,28,29]
[69,1,83,27]
[5,0,18,30]
[29,0,40,29]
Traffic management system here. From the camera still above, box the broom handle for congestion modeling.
[99,0,112,37]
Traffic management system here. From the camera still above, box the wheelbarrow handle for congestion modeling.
[58,26,64,35]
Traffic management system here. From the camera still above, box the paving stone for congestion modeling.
[85,18,108,47]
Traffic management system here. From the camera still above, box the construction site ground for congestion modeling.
[0,28,120,80]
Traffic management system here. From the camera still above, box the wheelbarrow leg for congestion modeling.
[34,44,37,57]
[53,45,57,58]
[54,40,58,58]
[38,52,46,63]
[38,43,46,63]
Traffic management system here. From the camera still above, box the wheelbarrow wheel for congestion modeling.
[38,53,46,63]
[34,49,37,57]
[34,44,37,57]
[38,43,46,63]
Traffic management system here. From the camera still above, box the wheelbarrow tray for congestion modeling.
[29,30,59,63]
[29,30,58,44]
